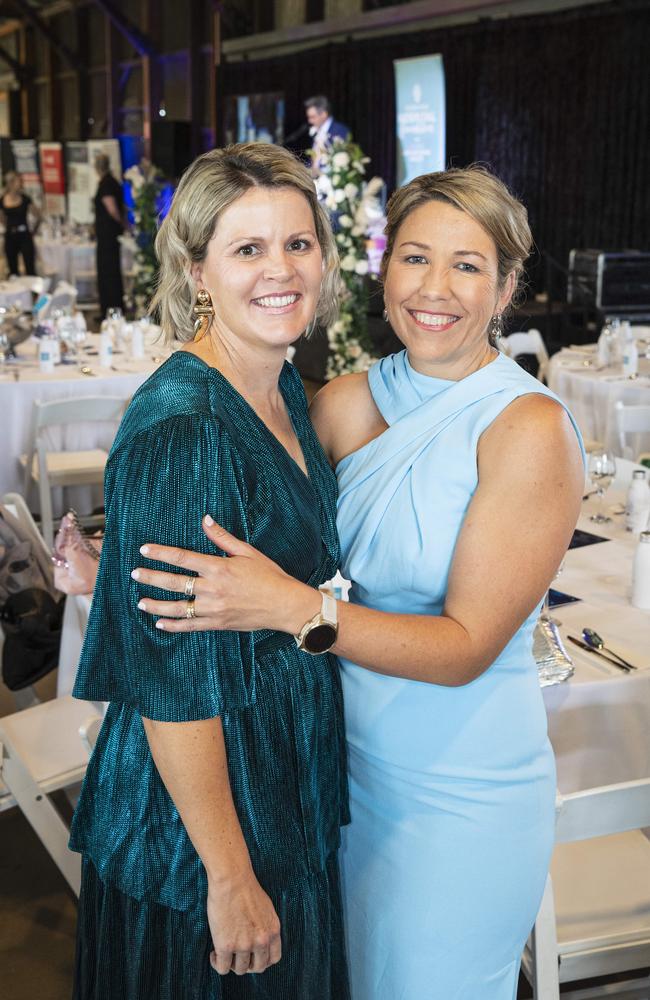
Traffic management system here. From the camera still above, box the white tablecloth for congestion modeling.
[1,332,169,513]
[35,238,134,287]
[548,346,650,457]
[543,460,650,793]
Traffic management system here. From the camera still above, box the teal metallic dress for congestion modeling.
[70,352,350,999]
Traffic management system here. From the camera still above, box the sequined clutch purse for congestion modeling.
[534,616,574,687]
[52,509,103,596]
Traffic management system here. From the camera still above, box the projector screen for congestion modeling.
[394,54,446,186]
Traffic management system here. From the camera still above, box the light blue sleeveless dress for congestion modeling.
[336,350,584,1000]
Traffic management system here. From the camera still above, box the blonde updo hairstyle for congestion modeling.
[381,166,532,339]
[151,143,340,344]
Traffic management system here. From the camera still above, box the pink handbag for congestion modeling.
[52,509,103,595]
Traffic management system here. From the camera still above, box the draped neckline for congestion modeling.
[337,349,506,475]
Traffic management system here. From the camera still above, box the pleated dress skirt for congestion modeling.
[74,855,350,1000]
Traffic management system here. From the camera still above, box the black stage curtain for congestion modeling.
[220,0,650,289]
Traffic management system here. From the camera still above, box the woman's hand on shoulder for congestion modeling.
[310,371,387,467]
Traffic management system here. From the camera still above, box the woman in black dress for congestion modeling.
[1,171,40,275]
[93,153,125,318]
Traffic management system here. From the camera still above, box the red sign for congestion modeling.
[39,142,65,215]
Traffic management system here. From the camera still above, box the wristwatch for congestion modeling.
[295,592,338,655]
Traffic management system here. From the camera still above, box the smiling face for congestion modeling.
[384,199,515,378]
[193,186,323,356]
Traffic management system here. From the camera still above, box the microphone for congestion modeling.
[283,122,310,146]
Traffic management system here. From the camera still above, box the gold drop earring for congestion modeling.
[193,289,214,342]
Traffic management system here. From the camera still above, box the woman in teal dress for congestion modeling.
[134,167,585,998]
[69,144,350,999]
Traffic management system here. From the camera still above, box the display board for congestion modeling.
[10,138,43,206]
[394,54,445,186]
[39,142,66,216]
[65,142,94,224]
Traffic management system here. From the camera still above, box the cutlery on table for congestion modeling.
[567,635,631,672]
[581,628,637,670]
[582,489,598,501]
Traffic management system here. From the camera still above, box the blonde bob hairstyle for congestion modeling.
[150,143,340,344]
[381,165,532,313]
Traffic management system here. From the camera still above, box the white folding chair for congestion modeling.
[503,329,550,383]
[0,695,103,895]
[522,778,650,999]
[20,395,127,548]
[615,402,650,462]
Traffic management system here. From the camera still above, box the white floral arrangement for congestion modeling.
[315,139,385,379]
[124,160,163,316]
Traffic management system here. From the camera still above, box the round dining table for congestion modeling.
[547,344,650,458]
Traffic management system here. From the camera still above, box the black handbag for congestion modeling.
[1,588,64,691]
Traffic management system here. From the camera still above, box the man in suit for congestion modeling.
[304,95,350,175]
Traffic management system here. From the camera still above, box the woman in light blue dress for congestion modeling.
[134,166,585,999]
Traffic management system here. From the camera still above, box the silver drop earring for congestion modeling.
[490,313,503,340]
[382,309,389,323]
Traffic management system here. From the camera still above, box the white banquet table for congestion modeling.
[543,461,650,794]
[548,345,650,457]
[1,331,170,511]
[35,237,134,289]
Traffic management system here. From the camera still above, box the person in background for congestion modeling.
[0,171,40,276]
[304,95,350,176]
[93,153,125,319]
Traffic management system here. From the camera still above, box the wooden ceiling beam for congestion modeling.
[8,0,82,69]
[91,0,156,57]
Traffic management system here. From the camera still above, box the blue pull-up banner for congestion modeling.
[394,54,446,186]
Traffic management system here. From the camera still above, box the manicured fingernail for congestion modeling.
[138,600,146,610]
[131,569,140,580]
[140,545,150,555]
[155,620,166,629]
[204,515,214,526]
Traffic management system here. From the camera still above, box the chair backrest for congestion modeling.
[615,402,650,461]
[555,777,650,843]
[22,396,127,549]
[504,329,549,381]
[526,777,650,998]
[31,395,127,431]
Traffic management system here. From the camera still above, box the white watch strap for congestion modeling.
[321,591,337,626]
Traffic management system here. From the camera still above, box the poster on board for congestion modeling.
[87,139,122,180]
[39,142,66,216]
[66,142,93,224]
[10,138,43,206]
[394,54,446,186]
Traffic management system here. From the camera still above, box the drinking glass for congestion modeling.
[588,450,617,523]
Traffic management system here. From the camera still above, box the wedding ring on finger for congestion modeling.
[184,576,196,598]
[185,599,196,620]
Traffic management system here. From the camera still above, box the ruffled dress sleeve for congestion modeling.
[73,412,256,721]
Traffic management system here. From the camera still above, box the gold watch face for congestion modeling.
[303,622,337,654]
